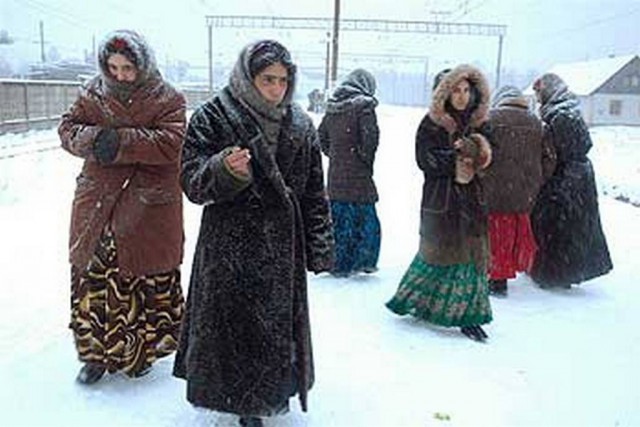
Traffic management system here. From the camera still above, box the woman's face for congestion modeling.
[450,79,471,111]
[107,53,137,83]
[253,62,289,106]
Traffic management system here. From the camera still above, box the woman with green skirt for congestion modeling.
[386,64,493,342]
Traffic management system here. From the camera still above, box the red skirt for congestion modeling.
[488,213,537,280]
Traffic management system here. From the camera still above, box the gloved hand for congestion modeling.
[93,128,119,164]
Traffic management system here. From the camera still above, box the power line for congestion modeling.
[545,5,640,38]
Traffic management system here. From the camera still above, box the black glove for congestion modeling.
[93,128,119,164]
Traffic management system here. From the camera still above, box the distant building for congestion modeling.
[525,54,640,126]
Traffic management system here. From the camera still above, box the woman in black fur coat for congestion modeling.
[530,73,613,288]
[172,40,335,427]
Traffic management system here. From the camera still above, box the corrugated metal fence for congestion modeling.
[0,78,210,135]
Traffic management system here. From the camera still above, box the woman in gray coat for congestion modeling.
[172,40,334,427]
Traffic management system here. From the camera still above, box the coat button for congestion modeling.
[96,201,102,209]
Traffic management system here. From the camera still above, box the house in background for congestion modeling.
[525,54,640,126]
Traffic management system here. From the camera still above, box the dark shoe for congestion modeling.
[361,266,378,274]
[131,365,152,378]
[489,279,508,297]
[331,270,351,278]
[76,362,106,385]
[239,416,264,427]
[460,325,488,342]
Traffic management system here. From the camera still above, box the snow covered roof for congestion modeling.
[524,54,638,96]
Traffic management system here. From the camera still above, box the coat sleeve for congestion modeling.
[111,91,187,165]
[58,94,102,159]
[300,123,335,273]
[355,106,379,169]
[180,104,252,206]
[415,115,456,178]
[317,116,331,156]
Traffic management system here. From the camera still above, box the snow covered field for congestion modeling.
[0,105,639,426]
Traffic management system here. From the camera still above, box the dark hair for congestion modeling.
[432,68,451,91]
[248,40,296,78]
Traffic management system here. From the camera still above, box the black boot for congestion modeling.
[76,362,106,385]
[239,416,264,427]
[489,279,508,297]
[460,325,488,342]
[131,365,152,378]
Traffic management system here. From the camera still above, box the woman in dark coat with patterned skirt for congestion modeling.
[318,68,381,277]
[530,73,613,288]
[172,40,334,427]
[386,64,493,342]
[58,30,186,384]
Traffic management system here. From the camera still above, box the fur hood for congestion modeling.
[429,64,490,134]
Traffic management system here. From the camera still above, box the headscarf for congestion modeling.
[97,29,159,102]
[533,73,580,120]
[491,85,526,109]
[325,68,378,113]
[229,40,297,145]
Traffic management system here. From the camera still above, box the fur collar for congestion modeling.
[428,64,490,134]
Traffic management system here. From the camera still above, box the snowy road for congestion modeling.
[1,106,639,426]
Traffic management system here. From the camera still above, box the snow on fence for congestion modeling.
[0,78,210,135]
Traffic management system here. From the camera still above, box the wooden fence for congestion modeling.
[0,78,210,134]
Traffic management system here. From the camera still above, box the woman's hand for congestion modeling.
[224,147,252,177]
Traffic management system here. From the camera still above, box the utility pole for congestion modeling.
[324,32,331,93]
[495,33,504,89]
[330,0,340,89]
[39,20,45,63]
[207,21,213,95]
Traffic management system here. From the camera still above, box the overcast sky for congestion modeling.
[2,0,639,79]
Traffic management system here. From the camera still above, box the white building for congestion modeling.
[526,54,640,126]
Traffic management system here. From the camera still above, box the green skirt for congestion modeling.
[386,252,492,327]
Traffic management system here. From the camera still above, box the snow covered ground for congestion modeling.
[1,105,639,427]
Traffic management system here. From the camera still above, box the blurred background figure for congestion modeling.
[482,85,556,297]
[530,73,612,288]
[307,88,325,113]
[386,65,493,342]
[58,29,186,385]
[319,68,381,277]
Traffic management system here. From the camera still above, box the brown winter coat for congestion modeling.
[58,75,186,277]
[418,64,492,267]
[318,69,379,203]
[483,96,556,213]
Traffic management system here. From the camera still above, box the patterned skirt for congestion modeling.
[69,228,184,376]
[488,213,537,280]
[330,201,381,275]
[386,252,492,327]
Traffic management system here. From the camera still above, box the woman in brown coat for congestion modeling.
[58,30,186,384]
[482,85,556,296]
